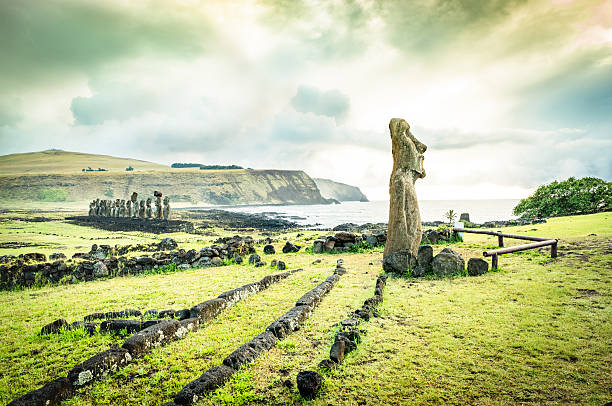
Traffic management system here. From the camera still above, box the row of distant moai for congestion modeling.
[88,191,170,220]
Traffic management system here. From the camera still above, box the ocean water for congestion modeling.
[209,199,520,229]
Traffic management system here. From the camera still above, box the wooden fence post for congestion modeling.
[492,254,498,269]
[551,241,558,258]
[498,235,504,247]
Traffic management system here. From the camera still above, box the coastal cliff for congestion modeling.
[0,169,330,205]
[314,178,368,202]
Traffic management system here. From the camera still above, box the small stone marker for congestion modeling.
[296,371,323,399]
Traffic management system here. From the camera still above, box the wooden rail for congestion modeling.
[453,227,558,269]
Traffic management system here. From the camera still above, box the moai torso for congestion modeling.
[139,200,145,218]
[155,196,162,219]
[127,200,132,217]
[163,197,170,220]
[120,200,126,217]
[131,193,139,218]
[146,198,152,218]
[89,201,95,216]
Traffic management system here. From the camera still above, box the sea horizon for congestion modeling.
[188,199,521,228]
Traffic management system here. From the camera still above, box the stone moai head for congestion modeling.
[131,192,138,203]
[163,196,169,205]
[146,198,151,206]
[389,118,427,180]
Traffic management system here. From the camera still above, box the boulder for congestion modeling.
[282,241,301,253]
[382,250,417,274]
[277,260,286,270]
[460,213,470,222]
[248,254,260,264]
[414,244,433,276]
[335,232,356,243]
[296,371,323,400]
[365,234,378,247]
[211,257,223,266]
[324,238,336,252]
[467,257,489,276]
[330,339,345,364]
[49,253,66,261]
[263,245,275,254]
[431,251,465,276]
[312,239,325,253]
[93,261,108,277]
[159,238,178,251]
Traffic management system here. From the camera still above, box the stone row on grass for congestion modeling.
[11,269,302,406]
[319,274,387,371]
[165,262,347,406]
[0,235,256,290]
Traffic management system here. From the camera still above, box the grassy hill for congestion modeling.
[0,150,330,206]
[0,149,168,174]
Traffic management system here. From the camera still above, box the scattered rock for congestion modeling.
[92,261,108,277]
[296,371,323,400]
[277,261,286,270]
[263,244,275,254]
[432,251,465,276]
[467,257,489,276]
[318,359,335,370]
[40,319,68,335]
[382,250,417,274]
[330,340,345,364]
[248,254,261,264]
[282,241,301,253]
[159,238,178,251]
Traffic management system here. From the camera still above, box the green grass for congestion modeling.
[0,212,610,404]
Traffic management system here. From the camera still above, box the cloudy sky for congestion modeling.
[0,0,610,200]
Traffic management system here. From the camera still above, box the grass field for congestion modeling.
[0,212,610,405]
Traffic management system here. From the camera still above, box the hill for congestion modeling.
[0,150,331,206]
[0,149,168,174]
[314,177,369,202]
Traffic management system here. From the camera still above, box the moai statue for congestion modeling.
[115,199,121,217]
[120,200,126,217]
[131,192,139,218]
[127,200,132,218]
[110,201,116,217]
[89,201,95,216]
[155,196,162,219]
[383,118,427,274]
[163,197,170,220]
[95,199,100,216]
[139,200,145,218]
[145,198,152,218]
[105,200,110,217]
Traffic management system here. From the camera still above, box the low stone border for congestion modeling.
[318,274,387,371]
[10,269,302,406]
[163,262,347,406]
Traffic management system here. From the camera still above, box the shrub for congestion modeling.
[513,177,611,218]
[37,188,68,202]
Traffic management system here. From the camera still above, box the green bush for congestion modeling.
[513,177,611,218]
[37,188,68,202]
